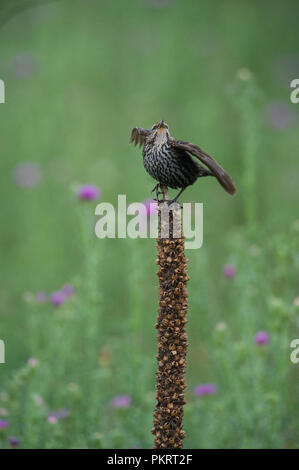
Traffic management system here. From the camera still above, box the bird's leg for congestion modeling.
[152,183,165,202]
[151,183,160,198]
[160,185,170,203]
[167,187,187,206]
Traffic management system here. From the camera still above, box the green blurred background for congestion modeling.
[0,0,298,449]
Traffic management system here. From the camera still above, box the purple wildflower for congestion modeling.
[47,409,70,422]
[61,283,74,297]
[193,384,217,397]
[47,413,58,424]
[77,184,100,201]
[9,436,19,448]
[0,420,8,430]
[223,264,236,279]
[11,51,37,79]
[13,163,41,188]
[55,408,70,419]
[50,291,65,307]
[27,357,39,367]
[264,101,295,131]
[254,331,270,346]
[110,395,132,408]
[35,291,47,303]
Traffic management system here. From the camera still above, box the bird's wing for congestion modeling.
[170,138,237,195]
[130,127,151,147]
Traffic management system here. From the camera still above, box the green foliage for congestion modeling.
[0,0,298,449]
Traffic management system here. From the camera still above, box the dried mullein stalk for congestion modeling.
[152,188,189,449]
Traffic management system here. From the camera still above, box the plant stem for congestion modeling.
[152,188,189,449]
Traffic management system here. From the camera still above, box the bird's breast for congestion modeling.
[142,144,181,188]
[143,143,170,174]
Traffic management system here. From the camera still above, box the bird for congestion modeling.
[130,120,236,204]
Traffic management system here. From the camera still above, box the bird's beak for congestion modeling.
[158,120,166,130]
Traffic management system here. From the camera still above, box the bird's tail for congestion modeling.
[197,154,236,195]
[215,170,236,195]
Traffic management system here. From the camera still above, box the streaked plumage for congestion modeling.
[130,120,236,202]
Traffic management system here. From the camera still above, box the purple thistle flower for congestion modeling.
[50,291,65,307]
[27,357,39,367]
[47,409,70,422]
[264,101,295,131]
[77,184,100,201]
[55,408,70,419]
[35,291,48,303]
[0,420,8,430]
[9,436,20,448]
[11,51,37,79]
[254,331,270,346]
[223,264,236,279]
[193,384,217,397]
[61,283,74,297]
[13,163,41,188]
[110,395,132,408]
[47,413,58,424]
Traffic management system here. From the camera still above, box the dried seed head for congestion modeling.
[153,203,189,449]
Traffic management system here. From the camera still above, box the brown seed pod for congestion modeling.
[153,199,189,449]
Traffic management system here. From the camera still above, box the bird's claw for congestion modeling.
[167,199,183,209]
[153,199,183,208]
[151,184,161,193]
[151,183,165,201]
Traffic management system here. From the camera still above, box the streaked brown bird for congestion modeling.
[130,120,236,203]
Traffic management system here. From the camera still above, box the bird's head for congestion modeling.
[150,120,170,145]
